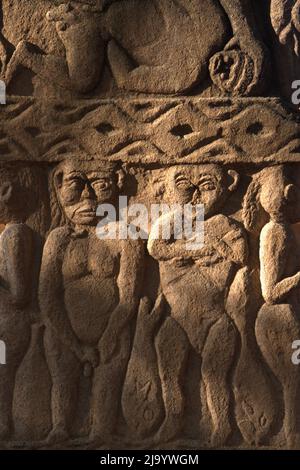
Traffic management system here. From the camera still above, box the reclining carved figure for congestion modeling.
[4,0,269,96]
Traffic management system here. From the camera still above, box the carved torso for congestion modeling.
[61,233,120,344]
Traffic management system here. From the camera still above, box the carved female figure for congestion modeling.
[0,165,35,439]
[243,165,300,448]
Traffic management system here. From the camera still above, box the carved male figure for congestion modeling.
[0,165,35,439]
[148,164,248,446]
[39,160,144,444]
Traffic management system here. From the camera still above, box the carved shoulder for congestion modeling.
[42,226,71,261]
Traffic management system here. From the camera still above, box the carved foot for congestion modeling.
[5,40,27,85]
[286,432,300,449]
[87,432,105,448]
[0,423,11,441]
[152,419,181,446]
[46,426,69,445]
[211,425,231,449]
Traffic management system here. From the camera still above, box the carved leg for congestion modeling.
[256,304,300,448]
[121,296,165,440]
[0,316,31,440]
[90,328,131,444]
[5,41,39,85]
[0,367,17,439]
[44,328,81,444]
[201,315,237,447]
[154,317,190,443]
[107,39,193,94]
[5,40,69,90]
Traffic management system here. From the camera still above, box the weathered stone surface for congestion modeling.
[1,0,300,451]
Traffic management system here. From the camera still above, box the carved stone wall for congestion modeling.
[0,0,300,450]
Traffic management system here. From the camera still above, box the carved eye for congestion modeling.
[67,178,84,190]
[92,179,112,191]
[175,177,193,190]
[199,181,216,191]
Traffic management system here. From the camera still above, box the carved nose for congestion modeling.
[46,10,56,22]
[192,188,201,204]
[82,183,94,198]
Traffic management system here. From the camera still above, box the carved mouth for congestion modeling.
[76,208,96,216]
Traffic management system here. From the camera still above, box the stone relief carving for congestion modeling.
[1,0,300,452]
[271,0,300,56]
[1,0,269,98]
[1,97,300,164]
[39,160,144,445]
[244,165,300,448]
[147,164,248,447]
[271,0,300,108]
[0,165,41,441]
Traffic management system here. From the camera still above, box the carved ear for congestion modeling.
[227,169,239,192]
[0,181,13,202]
[53,169,64,190]
[284,183,297,203]
[116,168,125,190]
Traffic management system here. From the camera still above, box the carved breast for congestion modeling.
[61,237,119,344]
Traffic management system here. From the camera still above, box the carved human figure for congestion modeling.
[39,160,144,444]
[147,164,248,446]
[243,165,300,449]
[270,0,300,107]
[4,0,268,96]
[0,165,35,439]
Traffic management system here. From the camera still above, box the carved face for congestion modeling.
[55,162,119,226]
[168,164,238,218]
[259,167,298,222]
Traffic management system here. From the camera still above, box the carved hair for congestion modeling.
[242,165,286,233]
[242,178,262,233]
